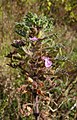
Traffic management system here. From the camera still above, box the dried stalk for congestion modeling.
[33,94,40,120]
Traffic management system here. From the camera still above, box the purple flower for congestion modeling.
[29,36,38,41]
[42,56,52,68]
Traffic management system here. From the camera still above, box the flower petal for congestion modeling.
[29,36,38,41]
[45,59,52,68]
[42,56,52,68]
[42,56,50,60]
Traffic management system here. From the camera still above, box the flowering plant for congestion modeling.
[6,12,60,120]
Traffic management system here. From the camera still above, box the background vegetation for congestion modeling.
[0,0,77,120]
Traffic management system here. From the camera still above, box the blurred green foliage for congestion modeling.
[39,0,77,25]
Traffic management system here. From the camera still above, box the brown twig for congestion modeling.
[33,94,40,120]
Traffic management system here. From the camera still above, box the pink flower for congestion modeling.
[42,56,52,68]
[29,36,38,41]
